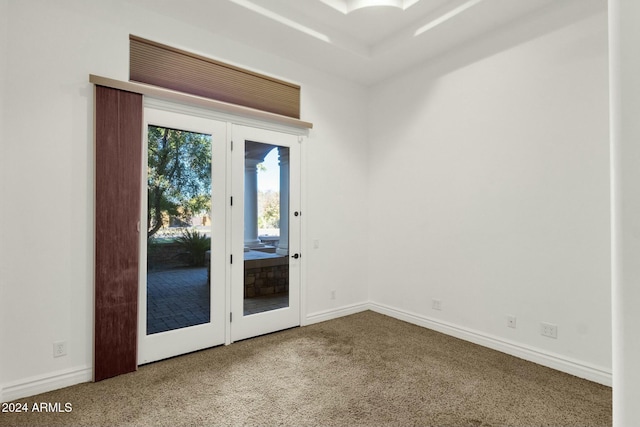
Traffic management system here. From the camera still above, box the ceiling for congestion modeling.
[126,0,597,86]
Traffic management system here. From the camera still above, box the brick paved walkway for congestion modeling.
[146,268,210,335]
[146,268,288,335]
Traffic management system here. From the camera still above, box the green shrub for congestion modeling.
[176,229,211,267]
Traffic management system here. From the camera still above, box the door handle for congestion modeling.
[291,253,300,259]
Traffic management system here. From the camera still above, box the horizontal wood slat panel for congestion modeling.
[94,85,143,382]
[130,35,301,119]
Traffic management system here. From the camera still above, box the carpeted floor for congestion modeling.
[0,311,611,426]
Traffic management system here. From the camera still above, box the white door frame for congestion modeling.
[138,107,227,364]
[138,98,308,360]
[229,125,302,342]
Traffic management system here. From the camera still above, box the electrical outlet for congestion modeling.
[540,322,558,339]
[53,341,67,358]
[313,239,320,249]
[432,299,442,311]
[330,290,336,300]
[507,315,516,329]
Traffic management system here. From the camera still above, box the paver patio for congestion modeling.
[146,267,288,335]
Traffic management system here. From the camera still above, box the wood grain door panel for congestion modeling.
[94,86,143,382]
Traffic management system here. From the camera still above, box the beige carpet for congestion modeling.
[0,311,611,426]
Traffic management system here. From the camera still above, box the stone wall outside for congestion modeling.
[244,258,289,297]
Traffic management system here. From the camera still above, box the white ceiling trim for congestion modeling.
[319,0,422,14]
[226,0,489,59]
[229,0,331,43]
[125,0,606,86]
[229,0,373,58]
[414,0,484,36]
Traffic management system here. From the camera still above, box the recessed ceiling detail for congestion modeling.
[319,0,421,14]
[229,0,331,43]
[125,0,605,86]
[414,0,483,36]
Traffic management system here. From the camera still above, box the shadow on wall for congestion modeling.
[398,0,606,87]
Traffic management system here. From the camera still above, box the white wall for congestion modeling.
[303,86,370,318]
[1,0,618,403]
[0,0,8,395]
[610,1,640,424]
[367,8,611,382]
[0,0,369,400]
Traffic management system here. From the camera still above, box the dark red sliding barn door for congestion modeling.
[94,85,143,381]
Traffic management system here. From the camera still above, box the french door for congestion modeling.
[138,107,301,364]
[138,108,227,364]
[230,125,301,342]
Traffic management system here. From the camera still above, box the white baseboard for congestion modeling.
[2,302,611,402]
[304,302,369,326]
[1,366,92,403]
[0,302,370,402]
[368,301,612,386]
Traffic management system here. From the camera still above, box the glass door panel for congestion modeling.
[139,108,226,364]
[231,125,300,342]
[243,142,290,316]
[146,125,212,335]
